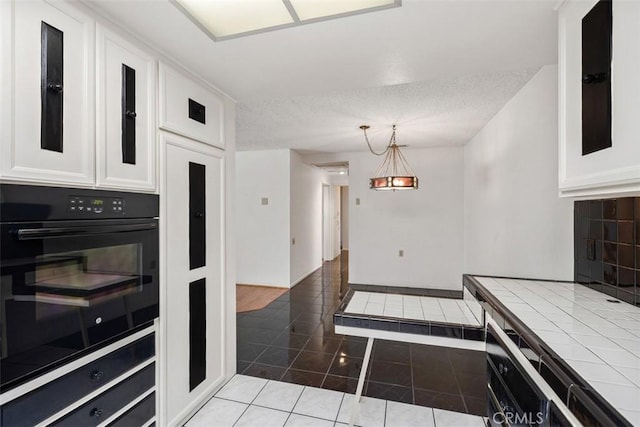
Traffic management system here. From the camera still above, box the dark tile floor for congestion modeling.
[236,251,486,415]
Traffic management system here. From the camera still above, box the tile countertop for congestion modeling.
[470,276,640,426]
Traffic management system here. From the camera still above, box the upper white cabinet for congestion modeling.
[559,0,640,198]
[96,24,156,192]
[1,0,95,186]
[159,63,224,149]
[0,0,158,192]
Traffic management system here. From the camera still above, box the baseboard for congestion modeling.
[290,264,321,288]
[169,376,227,427]
[236,282,289,289]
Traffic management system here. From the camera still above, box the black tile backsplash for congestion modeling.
[619,222,634,244]
[575,197,639,305]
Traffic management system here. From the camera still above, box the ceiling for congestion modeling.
[87,0,559,152]
[237,68,537,152]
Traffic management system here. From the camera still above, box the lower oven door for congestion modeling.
[0,219,159,391]
[486,322,551,427]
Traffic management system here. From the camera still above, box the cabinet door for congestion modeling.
[559,0,640,197]
[1,0,94,186]
[96,25,156,192]
[159,63,224,149]
[162,133,224,425]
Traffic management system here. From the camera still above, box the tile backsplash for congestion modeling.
[574,198,640,305]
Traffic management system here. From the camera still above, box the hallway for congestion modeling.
[236,252,485,415]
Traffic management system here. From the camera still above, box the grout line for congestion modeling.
[431,403,438,427]
[288,384,307,416]
[383,400,387,427]
[230,405,250,427]
[409,343,416,406]
[249,377,270,405]
[229,376,273,427]
[282,411,293,426]
[334,391,347,424]
[322,353,338,387]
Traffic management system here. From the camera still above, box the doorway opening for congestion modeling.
[322,184,341,263]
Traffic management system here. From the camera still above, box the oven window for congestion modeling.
[21,244,143,317]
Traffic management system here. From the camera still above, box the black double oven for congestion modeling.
[0,184,159,392]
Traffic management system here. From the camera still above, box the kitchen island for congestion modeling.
[465,275,640,426]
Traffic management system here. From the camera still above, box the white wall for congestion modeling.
[222,97,237,380]
[348,147,465,290]
[235,150,291,287]
[464,65,574,280]
[341,186,349,250]
[290,151,324,285]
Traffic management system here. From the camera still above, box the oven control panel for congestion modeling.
[69,196,125,215]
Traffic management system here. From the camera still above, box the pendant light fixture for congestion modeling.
[360,124,419,190]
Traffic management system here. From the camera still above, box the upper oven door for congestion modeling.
[0,218,159,391]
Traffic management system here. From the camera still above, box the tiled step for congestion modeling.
[333,288,485,342]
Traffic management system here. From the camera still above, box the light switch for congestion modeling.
[356,198,360,205]
[399,250,404,257]
[261,197,269,205]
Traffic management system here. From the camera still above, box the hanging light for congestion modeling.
[360,124,419,191]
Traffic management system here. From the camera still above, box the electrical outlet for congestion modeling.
[399,250,404,257]
[261,197,269,205]
[356,198,360,205]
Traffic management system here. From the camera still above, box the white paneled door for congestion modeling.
[162,133,225,426]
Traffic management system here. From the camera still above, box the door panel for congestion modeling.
[163,134,223,425]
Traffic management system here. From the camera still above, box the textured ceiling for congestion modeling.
[86,0,557,153]
[237,68,538,152]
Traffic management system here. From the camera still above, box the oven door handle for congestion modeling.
[16,222,157,240]
[487,383,510,426]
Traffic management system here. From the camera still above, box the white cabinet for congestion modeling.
[1,0,95,186]
[559,0,640,198]
[0,1,158,192]
[161,132,225,426]
[159,63,224,149]
[96,24,156,192]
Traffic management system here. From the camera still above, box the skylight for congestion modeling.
[173,0,400,41]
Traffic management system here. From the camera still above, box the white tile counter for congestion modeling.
[344,291,482,326]
[473,276,640,425]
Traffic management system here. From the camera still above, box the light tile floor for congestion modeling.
[185,375,486,427]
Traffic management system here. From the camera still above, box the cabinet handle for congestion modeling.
[47,83,63,93]
[89,370,104,381]
[122,64,137,165]
[89,408,104,418]
[189,162,206,270]
[582,73,607,84]
[498,363,509,375]
[188,98,206,124]
[41,21,64,153]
